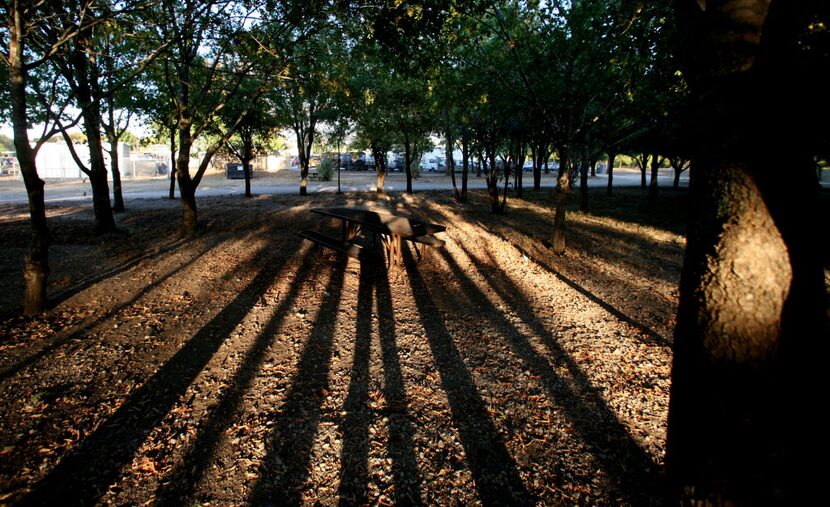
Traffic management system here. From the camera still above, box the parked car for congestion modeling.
[420,156,439,172]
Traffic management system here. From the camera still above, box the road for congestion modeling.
[0,168,689,204]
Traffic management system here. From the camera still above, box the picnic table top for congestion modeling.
[311,207,446,238]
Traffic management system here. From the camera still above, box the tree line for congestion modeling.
[2,1,827,503]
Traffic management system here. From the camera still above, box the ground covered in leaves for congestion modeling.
[0,187,690,505]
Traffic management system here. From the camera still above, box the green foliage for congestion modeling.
[0,134,13,152]
[317,157,334,181]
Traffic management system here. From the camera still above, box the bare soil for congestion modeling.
[0,187,689,505]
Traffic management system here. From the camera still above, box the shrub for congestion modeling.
[318,157,334,181]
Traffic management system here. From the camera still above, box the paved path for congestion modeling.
[0,169,689,204]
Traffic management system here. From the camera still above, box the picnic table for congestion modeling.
[299,207,446,269]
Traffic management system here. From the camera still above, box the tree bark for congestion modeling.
[168,125,177,199]
[579,155,589,211]
[648,152,660,206]
[533,143,545,191]
[671,158,689,189]
[640,152,648,189]
[460,134,469,202]
[71,29,116,233]
[8,7,50,315]
[176,122,198,235]
[243,133,253,198]
[104,46,125,213]
[372,142,387,194]
[666,1,827,504]
[243,157,252,198]
[403,132,413,194]
[551,148,570,254]
[447,130,460,201]
[606,151,616,196]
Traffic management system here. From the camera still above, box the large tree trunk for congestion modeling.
[8,12,50,315]
[639,152,648,189]
[551,148,570,254]
[606,151,616,196]
[666,1,827,504]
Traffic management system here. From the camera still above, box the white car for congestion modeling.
[420,157,438,172]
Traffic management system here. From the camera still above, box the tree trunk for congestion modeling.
[8,12,50,315]
[176,124,198,235]
[460,135,469,202]
[243,158,252,198]
[579,156,589,211]
[110,147,125,212]
[179,181,198,236]
[168,125,177,199]
[590,159,597,177]
[298,129,309,197]
[243,133,253,198]
[515,163,523,198]
[533,144,543,191]
[551,148,570,254]
[72,30,116,233]
[447,130,460,201]
[105,120,125,213]
[403,133,413,194]
[648,152,660,206]
[606,151,616,196]
[673,167,682,189]
[640,152,648,189]
[667,161,793,505]
[666,1,827,504]
[372,143,387,194]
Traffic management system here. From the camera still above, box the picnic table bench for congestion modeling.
[299,207,446,269]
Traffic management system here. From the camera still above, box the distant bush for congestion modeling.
[318,158,333,181]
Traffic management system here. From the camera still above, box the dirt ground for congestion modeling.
[0,186,690,505]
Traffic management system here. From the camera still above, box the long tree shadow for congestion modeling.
[337,266,423,505]
[403,249,533,505]
[469,220,671,348]
[407,199,673,347]
[247,256,348,505]
[374,267,422,504]
[337,266,373,504]
[444,244,662,504]
[456,213,671,347]
[0,237,221,383]
[20,239,302,506]
[154,248,318,504]
[46,235,191,310]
